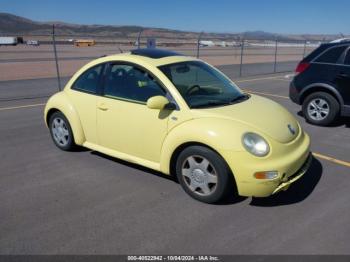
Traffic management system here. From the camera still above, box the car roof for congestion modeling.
[130,48,183,59]
[93,48,197,67]
[321,41,350,48]
[330,38,350,44]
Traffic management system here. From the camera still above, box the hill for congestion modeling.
[0,13,341,41]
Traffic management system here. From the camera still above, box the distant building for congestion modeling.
[0,37,18,46]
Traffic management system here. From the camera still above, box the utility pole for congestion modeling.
[52,24,61,91]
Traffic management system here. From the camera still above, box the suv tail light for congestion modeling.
[295,62,310,74]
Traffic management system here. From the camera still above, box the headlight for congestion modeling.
[242,132,270,157]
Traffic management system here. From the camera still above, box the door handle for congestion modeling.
[97,103,109,111]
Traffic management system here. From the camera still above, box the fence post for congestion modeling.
[137,30,143,49]
[302,39,307,58]
[52,24,61,91]
[273,38,278,73]
[239,39,244,77]
[196,32,203,58]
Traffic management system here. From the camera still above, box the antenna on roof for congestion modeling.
[118,46,123,53]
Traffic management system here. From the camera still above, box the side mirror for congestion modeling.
[146,96,170,110]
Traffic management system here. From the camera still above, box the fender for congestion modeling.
[44,92,86,145]
[159,118,248,174]
[300,83,344,106]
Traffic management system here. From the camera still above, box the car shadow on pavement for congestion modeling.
[249,156,322,207]
[90,151,322,207]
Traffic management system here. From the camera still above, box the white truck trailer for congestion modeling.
[0,37,18,46]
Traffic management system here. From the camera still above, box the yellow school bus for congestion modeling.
[74,39,95,47]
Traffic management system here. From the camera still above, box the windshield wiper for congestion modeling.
[191,100,231,109]
[191,94,250,109]
[229,94,250,104]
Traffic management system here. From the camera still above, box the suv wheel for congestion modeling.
[302,92,339,126]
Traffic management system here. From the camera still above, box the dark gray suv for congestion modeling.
[290,41,350,126]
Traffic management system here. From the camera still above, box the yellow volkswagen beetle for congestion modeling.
[44,49,311,203]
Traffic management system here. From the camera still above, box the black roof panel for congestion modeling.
[130,48,183,59]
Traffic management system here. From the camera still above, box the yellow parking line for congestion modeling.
[244,89,289,99]
[0,103,45,111]
[235,76,287,83]
[313,152,350,168]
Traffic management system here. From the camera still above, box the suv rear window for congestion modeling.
[315,46,347,64]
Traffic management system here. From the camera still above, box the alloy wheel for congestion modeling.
[307,98,330,121]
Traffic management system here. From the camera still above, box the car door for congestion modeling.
[96,62,170,163]
[68,63,105,144]
[336,47,350,105]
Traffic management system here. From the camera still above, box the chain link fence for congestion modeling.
[0,27,328,101]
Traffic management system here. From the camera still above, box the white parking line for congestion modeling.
[0,103,45,111]
[243,89,289,99]
[235,76,288,83]
[284,73,296,79]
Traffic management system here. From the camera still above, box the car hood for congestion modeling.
[191,94,300,143]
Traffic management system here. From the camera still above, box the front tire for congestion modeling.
[49,111,76,151]
[175,146,235,204]
[302,92,339,126]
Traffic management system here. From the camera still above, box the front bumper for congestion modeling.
[271,152,312,194]
[221,131,311,197]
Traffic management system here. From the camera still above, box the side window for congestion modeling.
[315,46,347,64]
[72,64,103,94]
[344,49,350,65]
[104,64,165,103]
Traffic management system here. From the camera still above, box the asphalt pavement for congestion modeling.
[0,69,349,254]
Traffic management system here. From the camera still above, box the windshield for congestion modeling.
[159,61,247,108]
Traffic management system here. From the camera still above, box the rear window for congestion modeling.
[303,44,328,62]
[315,45,347,64]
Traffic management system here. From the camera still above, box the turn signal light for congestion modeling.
[254,171,279,180]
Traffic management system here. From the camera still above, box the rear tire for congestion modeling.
[49,111,76,151]
[175,146,235,204]
[302,92,339,126]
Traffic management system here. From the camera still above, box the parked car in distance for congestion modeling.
[290,41,350,126]
[45,49,311,203]
[26,40,40,46]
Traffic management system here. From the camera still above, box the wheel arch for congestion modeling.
[45,108,59,126]
[167,141,238,198]
[168,141,222,177]
[299,83,344,106]
[44,92,86,145]
[159,118,245,176]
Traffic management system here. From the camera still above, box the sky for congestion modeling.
[0,0,349,34]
